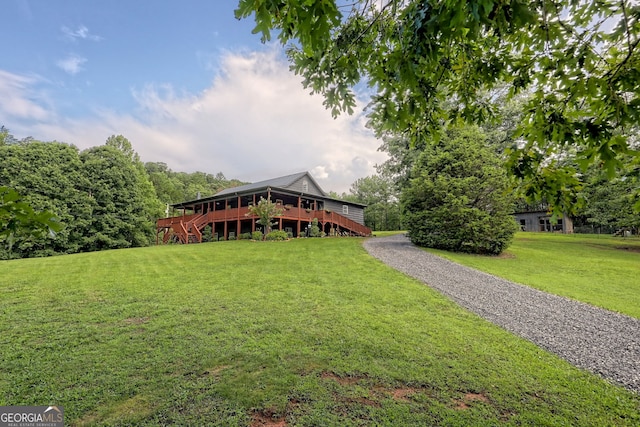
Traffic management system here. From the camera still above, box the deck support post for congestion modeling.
[297,196,302,237]
[237,196,241,237]
[251,194,256,233]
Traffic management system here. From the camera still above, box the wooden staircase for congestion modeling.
[320,211,371,237]
[158,213,203,244]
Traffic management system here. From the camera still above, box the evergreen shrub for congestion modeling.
[402,126,518,255]
[265,230,289,241]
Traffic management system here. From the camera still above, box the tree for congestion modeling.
[0,133,167,257]
[376,134,421,191]
[309,217,322,237]
[0,126,21,146]
[246,196,284,239]
[402,126,518,254]
[0,126,9,146]
[346,175,401,231]
[80,144,158,251]
[106,134,139,162]
[106,136,165,230]
[0,186,61,258]
[377,88,526,193]
[236,0,640,213]
[145,162,247,205]
[145,162,185,205]
[0,140,93,257]
[578,157,640,233]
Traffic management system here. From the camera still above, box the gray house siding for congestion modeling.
[514,212,573,233]
[285,175,325,197]
[324,200,365,225]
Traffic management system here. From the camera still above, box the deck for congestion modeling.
[157,206,371,243]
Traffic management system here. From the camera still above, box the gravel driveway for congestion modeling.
[363,234,640,393]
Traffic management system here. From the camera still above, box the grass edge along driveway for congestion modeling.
[427,232,640,319]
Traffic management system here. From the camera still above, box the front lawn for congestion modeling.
[0,238,638,425]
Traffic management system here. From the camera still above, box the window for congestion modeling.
[302,179,309,192]
[342,205,349,215]
[539,218,551,231]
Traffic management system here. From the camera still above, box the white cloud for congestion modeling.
[61,25,103,42]
[56,55,87,75]
[1,50,386,194]
[0,70,52,121]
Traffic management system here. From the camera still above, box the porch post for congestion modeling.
[224,199,228,239]
[237,195,241,236]
[297,196,302,237]
[251,194,256,232]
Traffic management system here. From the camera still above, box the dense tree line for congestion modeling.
[575,156,640,234]
[145,162,244,207]
[0,129,244,259]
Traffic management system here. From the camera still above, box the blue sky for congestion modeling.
[1,0,384,193]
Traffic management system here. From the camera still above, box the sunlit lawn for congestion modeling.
[428,232,640,318]
[0,238,638,425]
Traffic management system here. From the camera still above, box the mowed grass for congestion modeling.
[428,232,640,319]
[0,239,638,426]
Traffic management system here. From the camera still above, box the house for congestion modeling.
[156,171,371,243]
[514,210,574,233]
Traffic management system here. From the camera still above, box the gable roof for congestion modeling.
[172,171,348,209]
[214,171,326,197]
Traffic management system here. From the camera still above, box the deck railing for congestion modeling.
[157,213,200,229]
[157,206,371,243]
